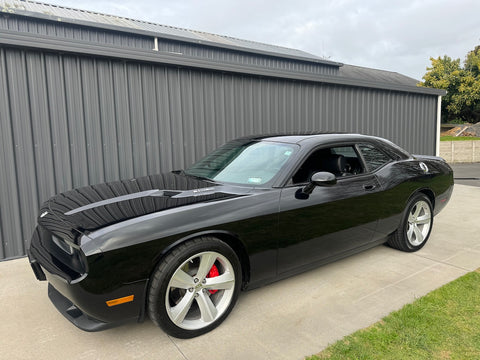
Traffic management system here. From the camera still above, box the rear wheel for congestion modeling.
[148,237,241,338]
[388,193,433,252]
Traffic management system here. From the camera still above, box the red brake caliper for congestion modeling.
[206,264,219,294]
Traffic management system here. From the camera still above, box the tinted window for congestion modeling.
[331,146,357,157]
[358,144,392,172]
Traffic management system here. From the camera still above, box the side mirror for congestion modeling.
[302,172,337,195]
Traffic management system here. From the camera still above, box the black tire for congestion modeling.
[387,193,433,252]
[148,237,241,338]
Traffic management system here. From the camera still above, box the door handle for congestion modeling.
[363,184,376,191]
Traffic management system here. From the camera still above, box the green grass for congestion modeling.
[441,136,480,141]
[306,269,480,360]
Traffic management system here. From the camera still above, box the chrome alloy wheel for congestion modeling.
[406,200,432,246]
[165,251,236,330]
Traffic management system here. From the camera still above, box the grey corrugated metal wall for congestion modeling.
[0,46,438,260]
[0,14,339,77]
[0,14,154,49]
[154,39,339,75]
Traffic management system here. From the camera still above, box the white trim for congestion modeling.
[435,95,442,156]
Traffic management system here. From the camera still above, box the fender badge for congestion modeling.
[40,211,48,218]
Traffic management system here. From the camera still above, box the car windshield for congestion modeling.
[184,140,298,185]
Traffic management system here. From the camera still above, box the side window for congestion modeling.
[330,146,357,157]
[291,145,364,184]
[358,144,392,172]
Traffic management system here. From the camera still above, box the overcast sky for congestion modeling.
[40,0,480,81]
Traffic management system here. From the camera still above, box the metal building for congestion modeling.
[0,1,444,260]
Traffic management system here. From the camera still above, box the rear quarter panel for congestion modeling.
[373,158,453,238]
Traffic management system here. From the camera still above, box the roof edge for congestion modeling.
[0,6,343,67]
[0,29,445,96]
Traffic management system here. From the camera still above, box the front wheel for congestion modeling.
[388,193,433,252]
[148,237,241,338]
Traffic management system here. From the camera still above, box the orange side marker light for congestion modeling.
[106,295,134,307]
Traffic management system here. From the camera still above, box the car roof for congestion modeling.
[238,132,412,159]
[241,132,382,145]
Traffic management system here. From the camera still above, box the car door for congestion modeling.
[276,144,383,275]
[356,142,407,239]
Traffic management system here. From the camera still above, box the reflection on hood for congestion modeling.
[38,173,247,241]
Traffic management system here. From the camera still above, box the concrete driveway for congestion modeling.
[1,184,479,360]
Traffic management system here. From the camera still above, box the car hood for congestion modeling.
[37,172,249,242]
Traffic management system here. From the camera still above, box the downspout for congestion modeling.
[435,95,442,156]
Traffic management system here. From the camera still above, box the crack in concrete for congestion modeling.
[168,336,189,360]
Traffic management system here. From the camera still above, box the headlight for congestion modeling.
[52,235,75,255]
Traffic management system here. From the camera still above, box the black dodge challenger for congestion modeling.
[28,133,453,338]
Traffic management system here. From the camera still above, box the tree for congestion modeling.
[464,45,480,77]
[419,46,480,123]
[419,56,462,122]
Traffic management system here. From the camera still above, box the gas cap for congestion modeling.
[419,162,429,173]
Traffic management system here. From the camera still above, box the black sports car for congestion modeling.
[28,133,453,338]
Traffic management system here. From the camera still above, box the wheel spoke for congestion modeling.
[204,272,235,290]
[415,214,431,225]
[196,291,218,323]
[170,269,195,289]
[413,204,422,218]
[407,224,414,241]
[169,291,195,325]
[413,224,424,244]
[196,253,217,280]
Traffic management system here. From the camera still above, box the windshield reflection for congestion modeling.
[185,140,298,185]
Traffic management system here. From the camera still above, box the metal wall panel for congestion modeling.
[0,14,154,50]
[1,0,335,65]
[0,14,340,77]
[155,39,339,76]
[0,46,438,260]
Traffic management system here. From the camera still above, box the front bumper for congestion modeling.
[47,283,115,332]
[28,225,148,331]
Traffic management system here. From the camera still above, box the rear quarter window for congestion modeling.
[358,144,393,172]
